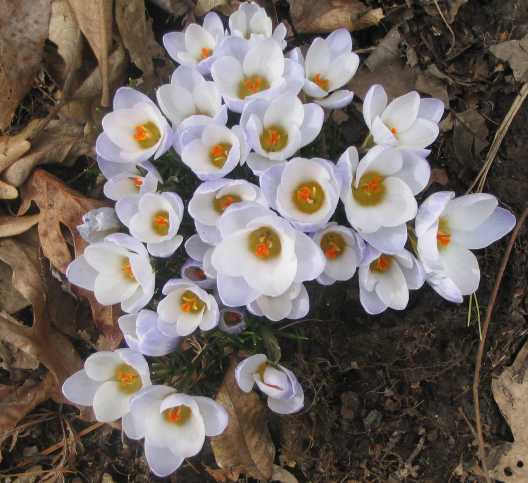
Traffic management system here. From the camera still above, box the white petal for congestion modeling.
[94,273,138,306]
[267,387,304,415]
[93,381,131,422]
[374,262,409,310]
[359,224,408,254]
[418,97,444,123]
[326,52,359,91]
[355,145,403,186]
[305,38,330,79]
[66,256,97,291]
[359,283,387,314]
[145,442,183,478]
[163,31,186,62]
[193,396,228,436]
[397,119,439,149]
[148,235,183,258]
[62,370,101,406]
[185,234,211,261]
[235,354,267,392]
[415,191,454,237]
[363,84,387,129]
[316,90,354,110]
[381,91,420,132]
[211,56,244,99]
[217,273,260,307]
[243,39,284,82]
[443,193,498,231]
[440,243,480,295]
[294,231,326,283]
[85,351,121,381]
[263,94,304,128]
[394,150,431,195]
[300,104,324,146]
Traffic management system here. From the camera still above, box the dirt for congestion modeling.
[1,0,528,482]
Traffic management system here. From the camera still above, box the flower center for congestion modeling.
[370,255,393,273]
[180,290,205,314]
[132,176,143,191]
[260,125,288,152]
[213,193,242,214]
[437,217,451,250]
[223,310,242,327]
[292,180,326,214]
[164,405,192,426]
[209,143,232,168]
[352,170,386,206]
[114,363,142,394]
[255,362,283,389]
[200,47,212,60]
[312,73,329,91]
[121,258,136,282]
[184,266,207,281]
[151,210,170,236]
[320,232,346,260]
[238,75,270,99]
[133,121,161,149]
[390,126,398,135]
[248,226,282,261]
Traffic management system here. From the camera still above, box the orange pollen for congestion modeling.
[296,186,313,203]
[166,407,183,423]
[313,73,329,91]
[255,242,270,258]
[267,129,280,145]
[221,196,235,209]
[244,77,261,93]
[437,231,451,247]
[133,176,143,188]
[363,175,382,193]
[181,302,193,313]
[153,214,169,226]
[211,144,226,158]
[376,255,391,271]
[324,243,340,260]
[201,47,212,59]
[390,127,398,134]
[122,260,135,281]
[116,369,137,385]
[134,125,149,142]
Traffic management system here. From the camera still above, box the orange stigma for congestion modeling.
[114,363,141,394]
[200,47,212,59]
[296,186,312,203]
[164,405,192,426]
[390,127,398,135]
[363,174,383,194]
[134,125,148,142]
[255,242,270,258]
[244,77,262,93]
[313,73,329,91]
[133,176,143,190]
[324,243,339,260]
[121,259,135,281]
[370,254,393,273]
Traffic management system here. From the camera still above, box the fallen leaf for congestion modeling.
[490,34,528,83]
[212,357,276,481]
[452,110,489,167]
[0,179,17,200]
[67,0,113,106]
[415,72,449,107]
[0,215,40,238]
[288,0,383,34]
[271,465,299,483]
[0,0,52,130]
[150,0,188,16]
[430,168,449,187]
[18,169,122,349]
[0,139,31,173]
[48,0,83,84]
[0,262,31,314]
[488,341,528,481]
[195,0,242,16]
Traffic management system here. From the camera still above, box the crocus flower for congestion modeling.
[415,192,516,302]
[66,233,155,313]
[180,123,249,180]
[211,37,304,113]
[247,283,309,322]
[363,84,444,151]
[312,223,365,285]
[157,279,219,337]
[163,12,226,75]
[358,247,424,314]
[338,146,418,253]
[119,310,180,357]
[289,29,359,109]
[241,93,324,174]
[188,179,267,244]
[228,2,287,49]
[77,207,120,243]
[125,385,228,477]
[211,202,325,306]
[260,156,342,232]
[181,258,215,290]
[96,87,173,164]
[115,192,184,258]
[218,308,247,335]
[235,354,304,414]
[62,348,150,423]
[184,234,217,281]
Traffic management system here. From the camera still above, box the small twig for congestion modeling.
[432,0,456,56]
[472,206,528,482]
[467,83,528,193]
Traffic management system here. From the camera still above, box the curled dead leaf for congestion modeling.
[212,357,276,481]
[0,180,17,200]
[195,0,242,16]
[490,34,528,83]
[0,0,52,129]
[0,139,31,173]
[288,0,383,34]
[0,215,40,238]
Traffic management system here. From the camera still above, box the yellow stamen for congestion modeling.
[248,226,282,261]
[238,75,270,99]
[121,259,136,282]
[209,143,232,168]
[179,290,205,314]
[312,73,329,91]
[151,210,170,236]
[260,125,288,153]
[133,121,161,149]
[352,170,386,206]
[320,232,346,260]
[114,363,142,394]
[164,405,192,426]
[292,181,325,214]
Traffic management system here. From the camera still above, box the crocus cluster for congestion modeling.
[64,2,516,477]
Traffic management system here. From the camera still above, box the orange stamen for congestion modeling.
[390,127,397,135]
[133,176,143,189]
[134,125,149,142]
[255,242,270,258]
[375,255,391,271]
[363,175,382,193]
[244,77,261,93]
[154,214,169,226]
[122,260,135,281]
[437,232,451,247]
[296,186,312,202]
[211,144,225,158]
[324,243,339,260]
[201,47,212,59]
[221,195,235,209]
[181,302,193,313]
[313,73,329,91]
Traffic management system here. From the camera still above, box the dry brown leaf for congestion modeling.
[67,0,113,106]
[490,34,528,83]
[211,357,275,481]
[488,341,528,481]
[0,262,31,314]
[48,0,83,84]
[18,169,122,349]
[0,139,31,173]
[452,110,489,167]
[0,0,52,130]
[150,0,189,16]
[288,0,383,34]
[0,179,17,200]
[1,120,94,188]
[0,215,40,238]
[195,0,242,16]
[271,465,299,483]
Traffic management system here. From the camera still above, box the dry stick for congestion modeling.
[467,83,528,194]
[472,206,528,482]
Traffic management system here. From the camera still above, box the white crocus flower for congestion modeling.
[66,234,155,313]
[338,146,420,254]
[235,354,304,414]
[290,29,359,109]
[157,279,219,337]
[188,179,267,244]
[260,156,342,232]
[184,234,217,283]
[415,192,516,303]
[163,12,226,76]
[211,202,325,306]
[211,37,304,113]
[363,84,444,151]
[115,192,184,258]
[218,308,247,335]
[247,283,309,322]
[96,87,173,165]
[125,385,228,478]
[358,247,425,314]
[229,2,287,49]
[119,310,180,357]
[241,94,324,175]
[181,258,215,290]
[180,123,249,180]
[77,207,120,243]
[62,349,150,423]
[312,223,365,285]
